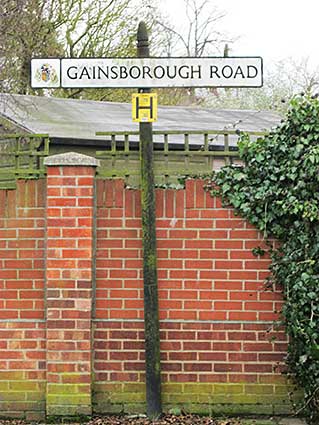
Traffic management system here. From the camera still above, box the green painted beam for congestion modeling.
[96,129,266,136]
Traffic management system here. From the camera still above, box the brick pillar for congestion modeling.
[44,153,99,416]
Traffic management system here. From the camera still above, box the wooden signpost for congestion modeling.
[136,22,161,418]
[31,23,263,419]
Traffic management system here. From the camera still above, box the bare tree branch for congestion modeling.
[154,20,191,55]
[153,0,232,105]
[156,0,231,58]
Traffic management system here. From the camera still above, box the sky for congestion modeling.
[160,0,319,71]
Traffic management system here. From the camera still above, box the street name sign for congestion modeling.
[31,57,263,89]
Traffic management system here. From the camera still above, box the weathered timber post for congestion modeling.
[137,21,162,418]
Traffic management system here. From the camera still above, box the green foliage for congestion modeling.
[207,94,319,423]
[251,246,266,257]
[0,0,63,95]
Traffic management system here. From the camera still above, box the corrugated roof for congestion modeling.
[0,93,281,143]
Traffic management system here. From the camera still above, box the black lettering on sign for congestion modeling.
[221,65,233,79]
[179,65,189,79]
[130,66,141,79]
[97,66,109,79]
[142,66,152,79]
[247,65,258,78]
[67,66,77,80]
[110,66,118,79]
[233,66,245,78]
[79,67,90,79]
[191,65,201,79]
[136,96,154,120]
[119,66,128,79]
[210,65,220,78]
[154,66,165,79]
[167,66,177,79]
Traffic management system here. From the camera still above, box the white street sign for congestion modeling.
[31,57,263,89]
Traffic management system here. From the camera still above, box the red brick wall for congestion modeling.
[0,170,294,419]
[0,181,46,420]
[94,179,290,415]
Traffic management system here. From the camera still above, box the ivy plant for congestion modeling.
[206,94,319,423]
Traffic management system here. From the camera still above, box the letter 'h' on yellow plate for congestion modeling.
[132,93,158,123]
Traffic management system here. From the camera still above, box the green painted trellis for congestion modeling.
[0,129,268,189]
[0,134,49,189]
[95,129,266,183]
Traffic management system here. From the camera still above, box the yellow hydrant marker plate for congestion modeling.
[132,93,158,122]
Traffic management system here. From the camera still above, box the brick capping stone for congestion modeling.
[44,151,100,167]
